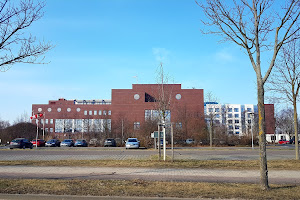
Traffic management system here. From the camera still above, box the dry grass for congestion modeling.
[0,179,299,199]
[0,159,300,170]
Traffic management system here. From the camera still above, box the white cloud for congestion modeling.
[214,48,235,62]
[152,48,170,63]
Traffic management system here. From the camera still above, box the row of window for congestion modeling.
[37,107,111,116]
[84,110,111,116]
[208,108,253,113]
[228,125,240,130]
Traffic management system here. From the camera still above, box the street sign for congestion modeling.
[151,131,163,138]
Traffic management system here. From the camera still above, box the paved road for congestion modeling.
[0,146,297,161]
[0,165,299,185]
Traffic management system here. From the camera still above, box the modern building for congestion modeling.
[31,84,205,139]
[204,102,275,138]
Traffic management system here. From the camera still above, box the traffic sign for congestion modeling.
[151,131,163,138]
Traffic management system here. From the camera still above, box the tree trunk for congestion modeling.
[257,81,269,190]
[209,121,213,148]
[293,101,299,160]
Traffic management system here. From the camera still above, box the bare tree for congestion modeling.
[0,0,52,72]
[197,0,300,189]
[13,111,30,124]
[204,91,220,147]
[155,63,172,123]
[275,108,294,138]
[268,38,300,159]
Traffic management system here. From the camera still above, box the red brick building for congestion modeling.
[32,84,205,139]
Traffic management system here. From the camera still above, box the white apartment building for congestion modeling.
[204,102,258,136]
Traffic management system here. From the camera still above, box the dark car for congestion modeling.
[289,136,300,144]
[74,139,88,147]
[104,138,116,147]
[45,139,61,147]
[61,139,75,147]
[9,138,33,149]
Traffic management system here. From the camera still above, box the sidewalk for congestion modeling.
[1,165,299,185]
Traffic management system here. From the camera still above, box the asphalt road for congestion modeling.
[0,145,297,161]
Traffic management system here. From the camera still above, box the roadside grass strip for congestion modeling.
[0,179,299,200]
[0,159,299,170]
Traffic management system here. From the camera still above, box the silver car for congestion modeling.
[125,138,140,149]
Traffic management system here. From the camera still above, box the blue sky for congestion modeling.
[1,0,263,123]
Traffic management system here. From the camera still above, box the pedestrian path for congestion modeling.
[0,165,299,185]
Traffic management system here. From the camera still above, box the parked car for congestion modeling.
[74,139,88,147]
[278,139,289,144]
[45,139,61,147]
[31,139,46,147]
[125,138,140,149]
[186,138,194,144]
[9,138,33,149]
[61,139,74,147]
[104,138,116,147]
[289,136,300,144]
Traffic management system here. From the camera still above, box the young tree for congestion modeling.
[268,38,300,160]
[0,0,52,72]
[197,0,300,189]
[204,91,219,147]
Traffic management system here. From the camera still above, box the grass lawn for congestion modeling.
[0,179,300,200]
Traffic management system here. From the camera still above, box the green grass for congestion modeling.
[0,179,299,199]
[0,159,300,170]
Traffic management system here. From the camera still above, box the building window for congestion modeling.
[228,108,232,112]
[50,119,53,124]
[134,122,140,130]
[215,114,220,118]
[45,128,48,132]
[89,110,92,115]
[228,120,232,124]
[234,108,239,112]
[248,120,251,124]
[208,108,213,112]
[103,110,107,115]
[50,128,53,132]
[77,108,81,112]
[215,120,220,124]
[108,110,111,115]
[235,132,240,134]
[271,135,276,141]
[228,114,232,118]
[99,110,102,115]
[45,119,48,124]
[215,108,220,112]
[41,119,44,124]
[48,108,52,112]
[229,131,234,134]
[229,125,233,130]
[67,108,71,112]
[235,125,240,129]
[235,120,239,123]
[94,110,97,115]
[57,108,61,112]
[84,110,87,115]
[234,114,239,118]
[176,122,182,129]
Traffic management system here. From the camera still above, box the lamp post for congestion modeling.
[248,112,254,149]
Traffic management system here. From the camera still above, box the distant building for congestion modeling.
[204,103,275,138]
